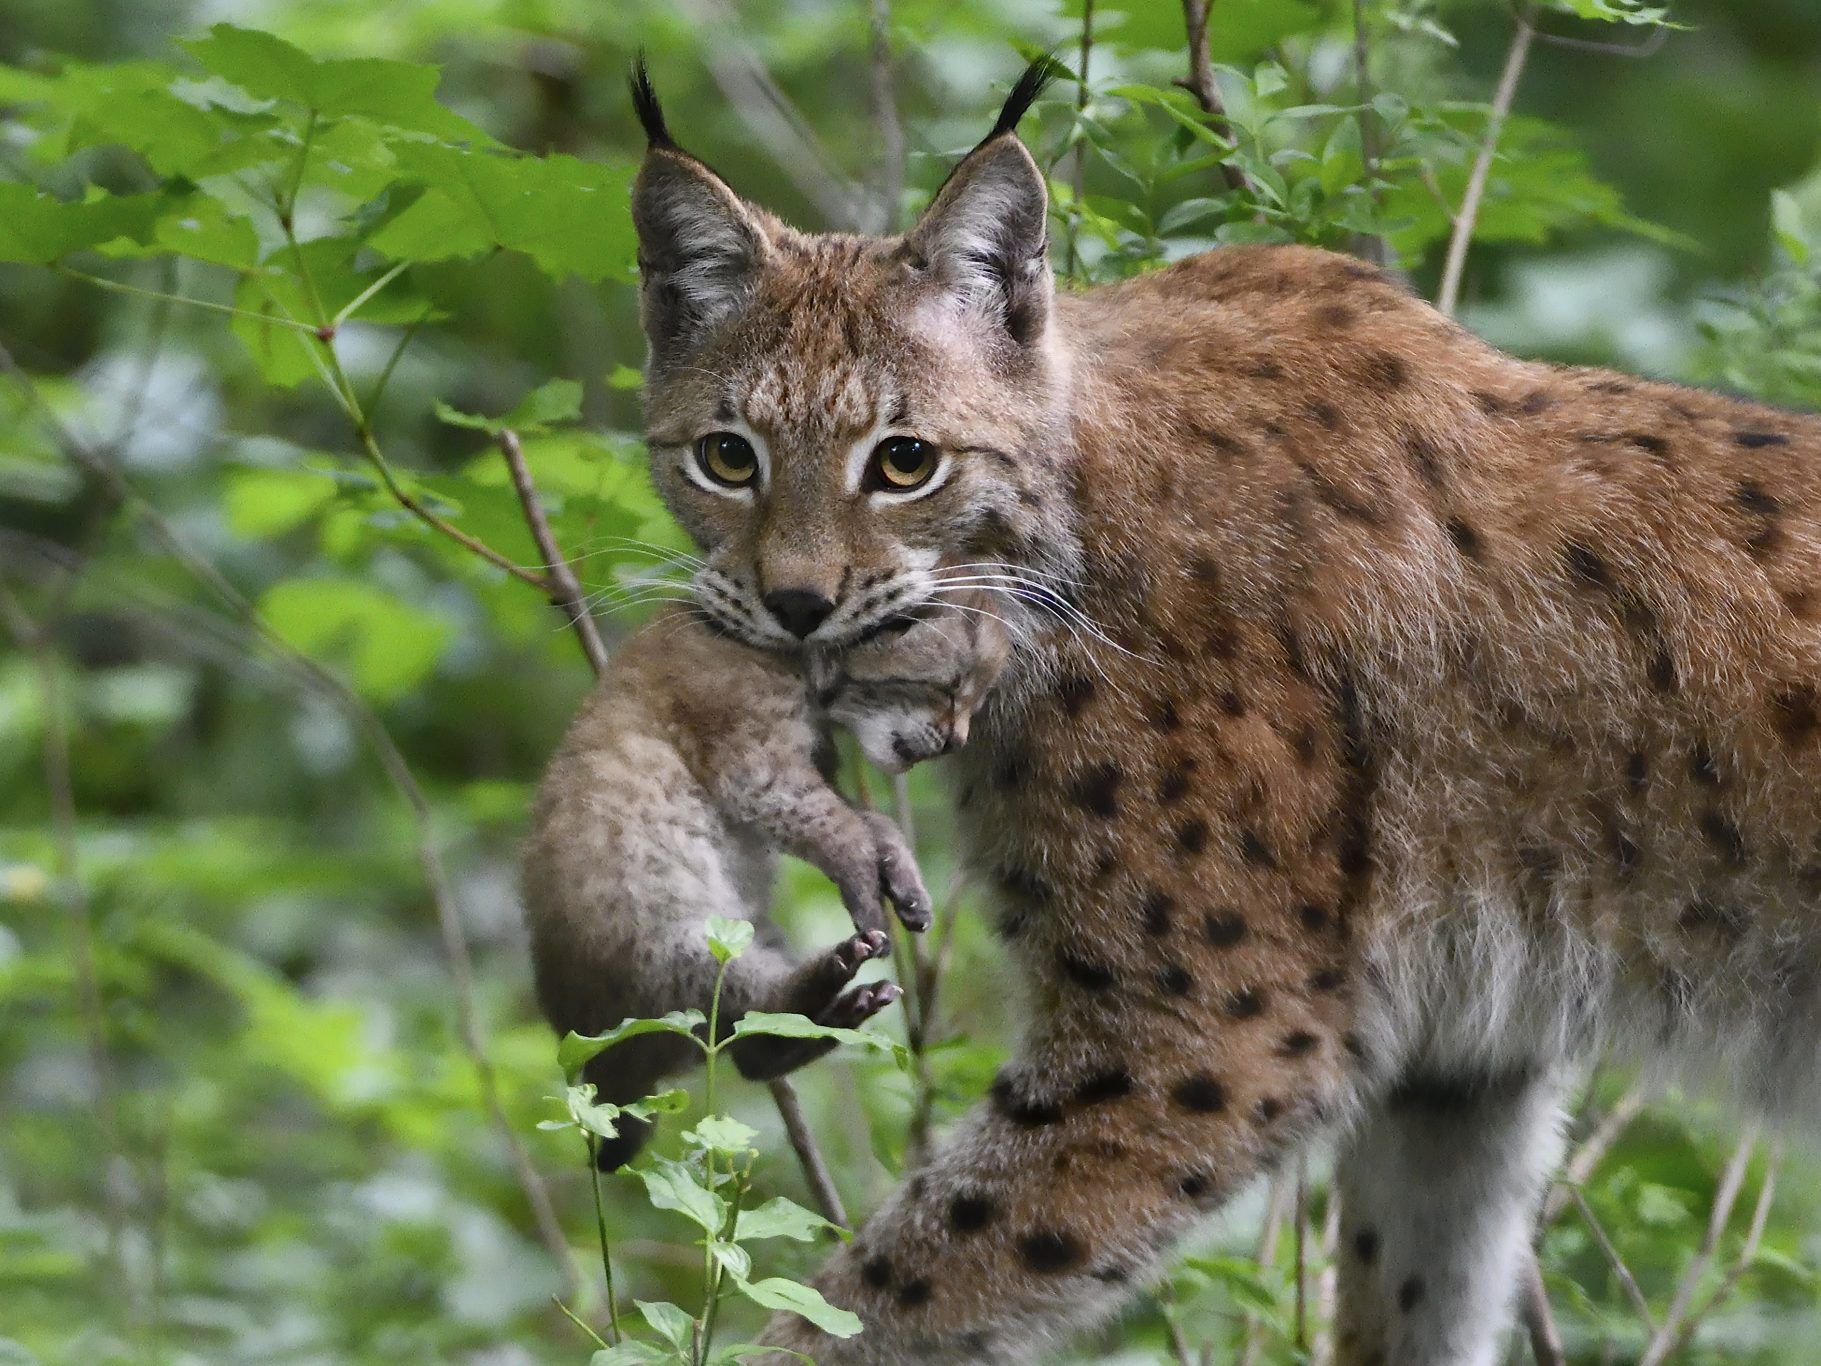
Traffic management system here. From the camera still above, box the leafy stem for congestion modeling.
[696,1153,753,1366]
[586,1135,623,1344]
[55,267,321,333]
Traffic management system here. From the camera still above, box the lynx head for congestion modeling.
[629,58,1079,653]
[808,593,1012,773]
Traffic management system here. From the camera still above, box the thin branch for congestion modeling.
[1637,1128,1760,1366]
[1292,1157,1309,1351]
[1543,1082,1651,1223]
[1436,4,1536,316]
[498,430,611,677]
[0,337,582,1298]
[1515,0,1673,57]
[1311,1185,1340,1366]
[1654,1146,1780,1362]
[672,0,866,228]
[866,0,906,234]
[0,579,132,1287]
[1237,1174,1293,1366]
[1177,0,1255,197]
[770,1078,849,1229]
[1520,1253,1566,1366]
[1351,0,1388,265]
[1164,1306,1196,1366]
[1566,1185,1656,1329]
[1064,0,1096,279]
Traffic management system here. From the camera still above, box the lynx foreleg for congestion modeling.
[757,988,1360,1363]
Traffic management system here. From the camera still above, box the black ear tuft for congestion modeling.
[987,55,1059,142]
[629,53,675,150]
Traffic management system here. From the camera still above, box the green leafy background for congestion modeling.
[3,0,1821,1362]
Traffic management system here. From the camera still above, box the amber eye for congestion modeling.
[867,436,940,493]
[695,431,758,488]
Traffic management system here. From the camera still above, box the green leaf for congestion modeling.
[589,1344,673,1366]
[369,143,637,282]
[181,25,489,140]
[435,379,583,436]
[706,916,753,964]
[636,1300,695,1352]
[729,1011,902,1055]
[733,1197,833,1243]
[709,1345,789,1364]
[731,1277,862,1338]
[630,1155,728,1235]
[258,578,451,702]
[1074,0,1321,59]
[0,185,164,264]
[224,466,338,538]
[1772,190,1811,266]
[687,1114,759,1155]
[710,1241,752,1281]
[557,1011,706,1079]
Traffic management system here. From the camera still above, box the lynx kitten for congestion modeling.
[523,602,1006,1168]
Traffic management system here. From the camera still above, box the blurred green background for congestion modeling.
[3,0,1821,1362]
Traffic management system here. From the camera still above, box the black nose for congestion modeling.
[762,588,835,638]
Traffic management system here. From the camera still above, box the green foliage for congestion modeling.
[4,1,1821,1363]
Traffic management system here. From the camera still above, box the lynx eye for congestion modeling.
[867,436,941,493]
[695,431,758,488]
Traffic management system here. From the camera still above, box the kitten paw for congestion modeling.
[863,811,933,932]
[832,929,891,974]
[818,979,901,1028]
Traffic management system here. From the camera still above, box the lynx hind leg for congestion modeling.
[860,810,932,931]
[726,930,897,1082]
[1333,1065,1567,1366]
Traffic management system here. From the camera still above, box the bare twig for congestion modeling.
[1064,0,1096,279]
[1312,1186,1340,1365]
[1238,1174,1293,1366]
[1178,0,1255,197]
[498,429,611,677]
[672,0,866,228]
[1293,1157,1310,1350]
[1351,0,1387,265]
[1521,1253,1566,1366]
[1164,1306,1196,1366]
[0,338,581,1298]
[1636,1128,1760,1366]
[1653,1145,1780,1362]
[866,0,906,233]
[1542,1082,1651,1223]
[769,1078,848,1229]
[1436,4,1536,316]
[1566,1185,1656,1329]
[0,580,132,1286]
[1514,0,1672,57]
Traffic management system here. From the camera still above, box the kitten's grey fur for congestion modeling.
[523,602,1007,1168]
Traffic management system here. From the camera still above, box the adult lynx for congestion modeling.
[627,58,1821,1366]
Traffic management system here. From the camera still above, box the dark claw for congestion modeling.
[820,980,902,1028]
[834,929,890,973]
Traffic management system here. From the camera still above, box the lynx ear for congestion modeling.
[903,61,1055,346]
[629,60,769,367]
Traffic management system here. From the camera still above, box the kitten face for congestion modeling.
[810,599,1010,773]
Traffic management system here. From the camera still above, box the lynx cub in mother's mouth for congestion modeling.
[522,599,1007,1168]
